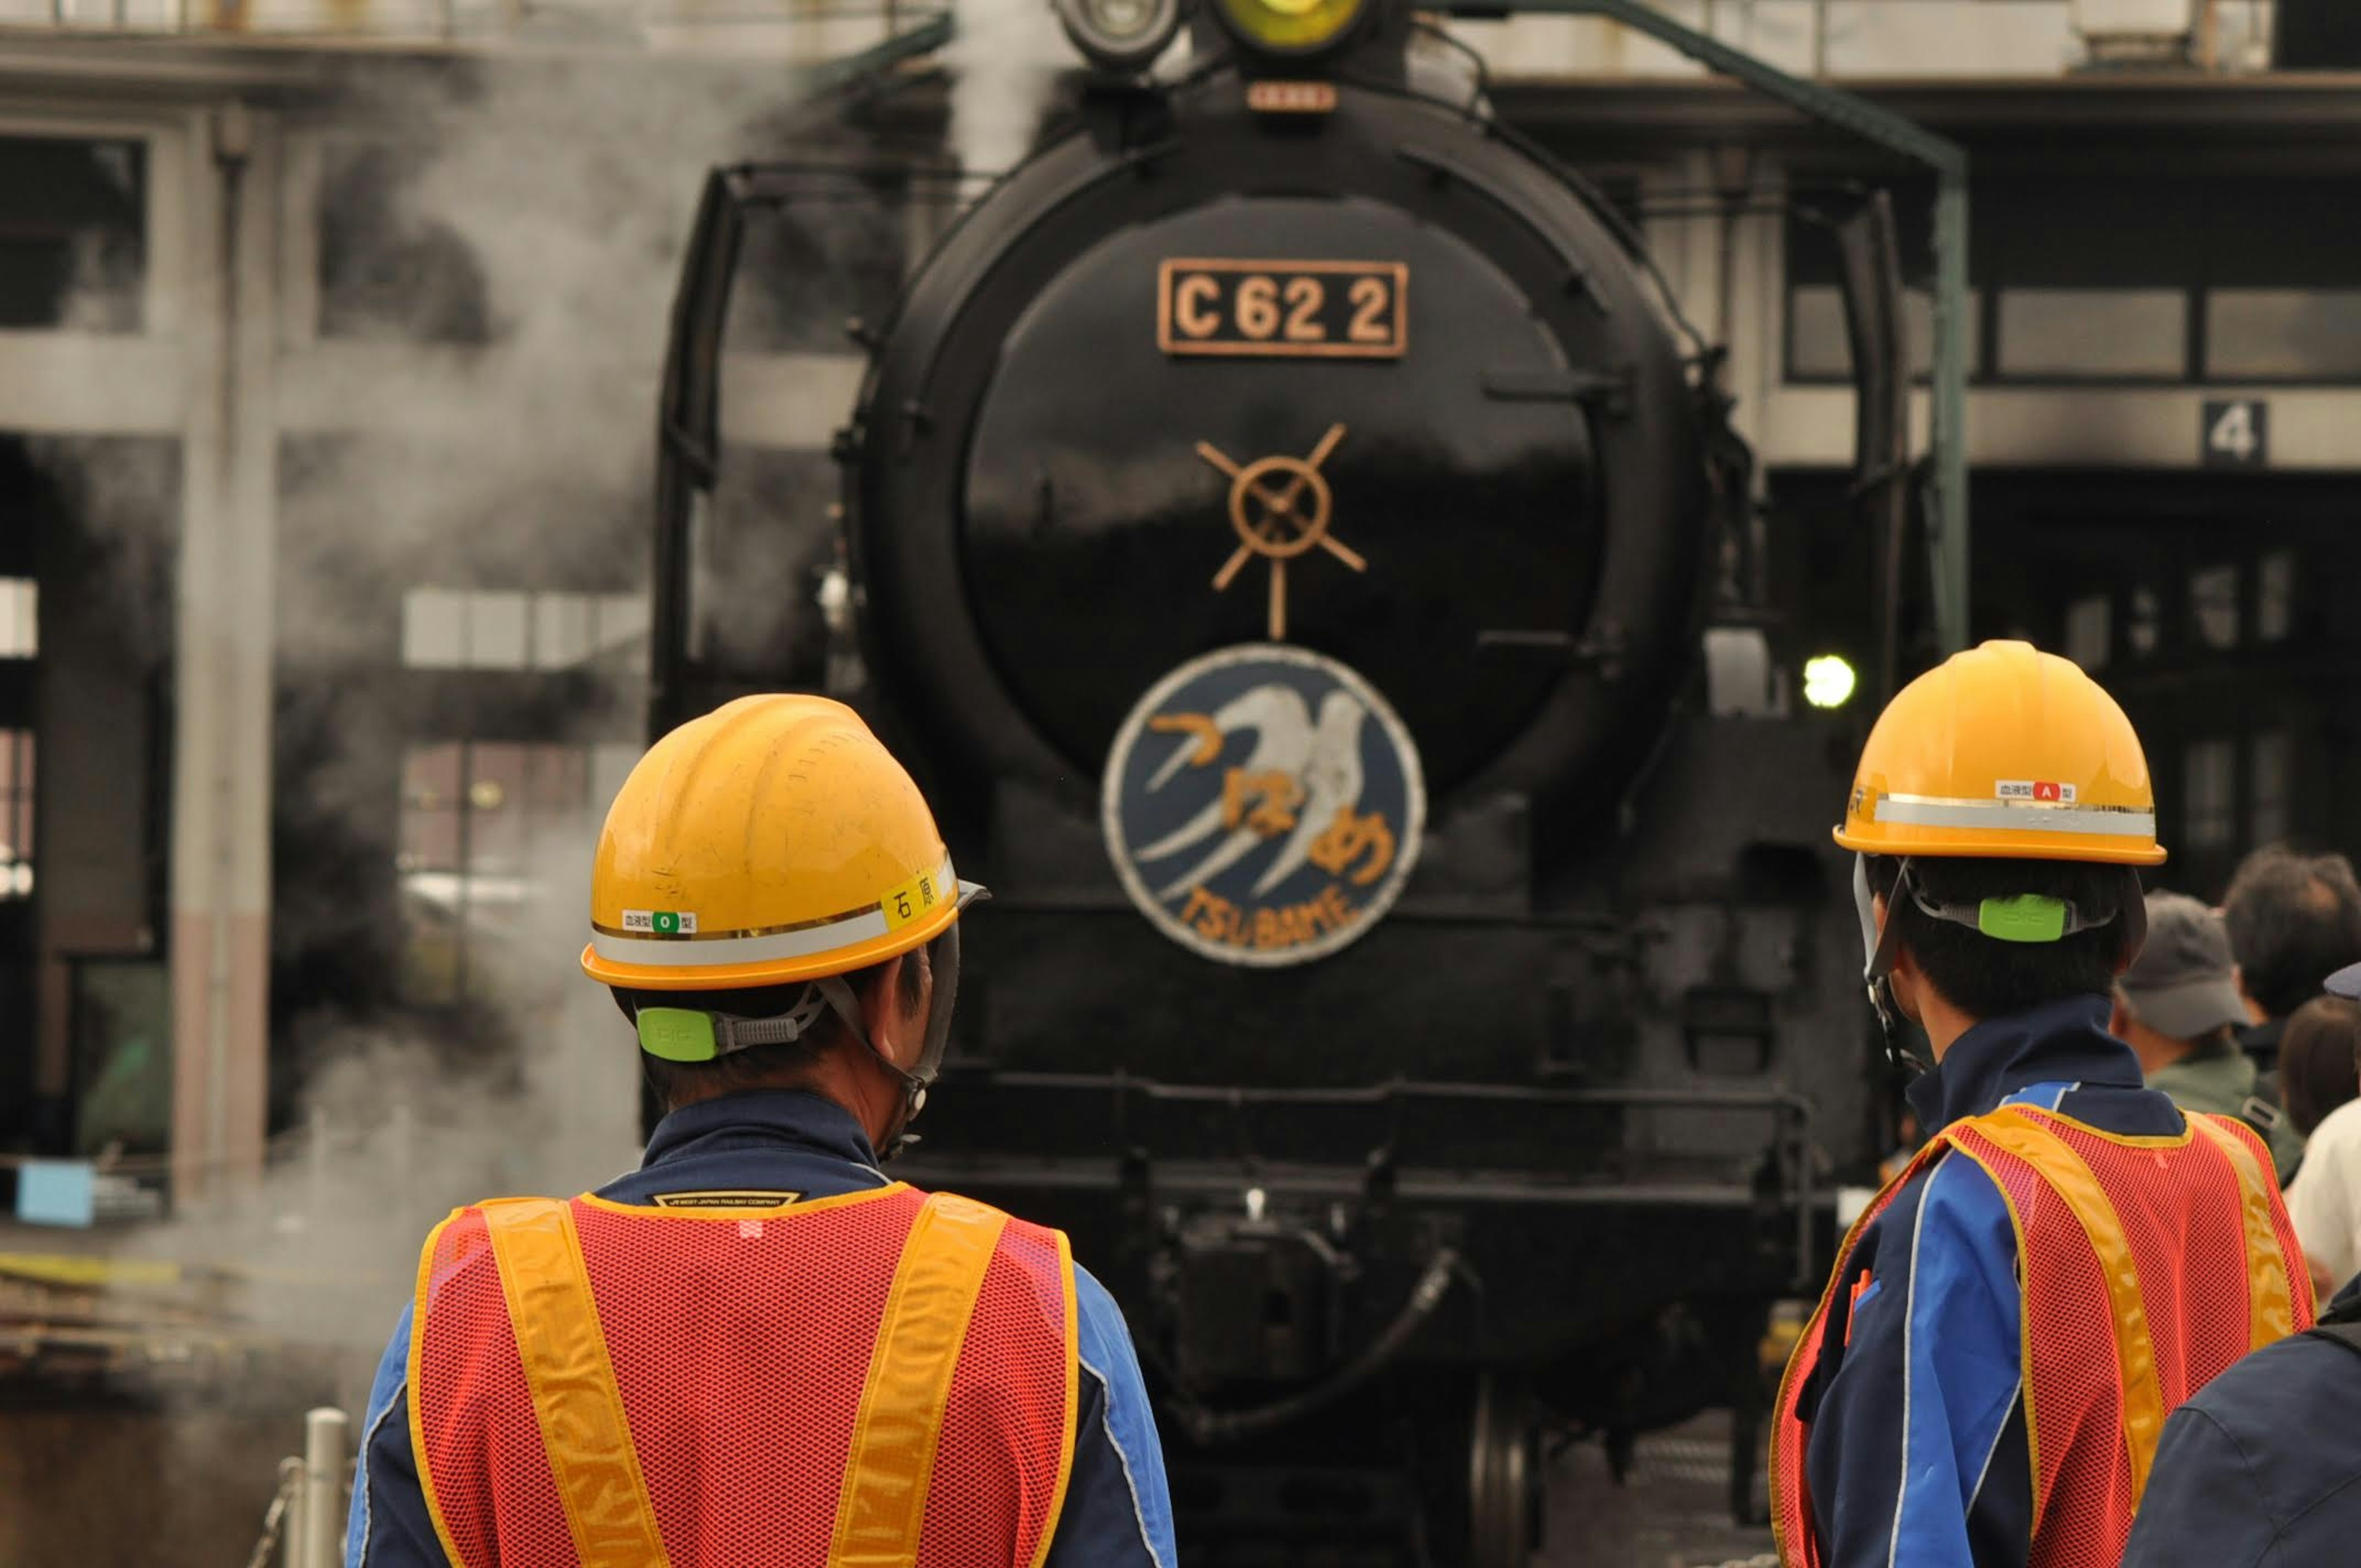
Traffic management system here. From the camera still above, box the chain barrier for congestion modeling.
[243,1457,304,1568]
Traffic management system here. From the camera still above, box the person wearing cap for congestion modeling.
[2123,978,2361,1565]
[1769,642,2312,1568]
[2113,891,2304,1180]
[344,695,1176,1568]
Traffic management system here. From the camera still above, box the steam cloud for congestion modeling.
[943,0,1070,178]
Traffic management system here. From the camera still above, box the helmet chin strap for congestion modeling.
[812,973,931,1160]
[1853,854,1932,1076]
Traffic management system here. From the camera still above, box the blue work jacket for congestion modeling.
[2120,1272,2361,1567]
[1792,994,2188,1567]
[346,1088,1177,1567]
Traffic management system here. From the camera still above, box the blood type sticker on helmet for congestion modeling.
[1101,644,1424,967]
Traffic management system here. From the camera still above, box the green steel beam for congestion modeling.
[796,9,954,97]
[1462,0,1972,652]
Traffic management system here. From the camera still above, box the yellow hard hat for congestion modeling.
[580,694,976,992]
[1834,639,2165,868]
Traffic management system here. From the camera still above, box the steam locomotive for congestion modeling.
[654,1,1889,1558]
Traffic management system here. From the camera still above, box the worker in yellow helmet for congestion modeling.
[345,695,1177,1568]
[1768,642,2312,1568]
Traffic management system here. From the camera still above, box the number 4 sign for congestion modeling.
[2203,399,2268,468]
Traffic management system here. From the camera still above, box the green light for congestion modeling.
[1803,654,1857,710]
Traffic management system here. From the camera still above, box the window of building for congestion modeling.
[2063,592,2111,670]
[2251,730,2292,850]
[2185,738,2238,853]
[0,137,145,333]
[0,727,33,900]
[2257,549,2295,643]
[1785,287,1984,385]
[2189,563,2240,651]
[0,579,33,659]
[401,588,647,672]
[2207,290,2361,381]
[397,739,638,1004]
[2127,585,2162,658]
[1996,290,2188,380]
[317,142,491,345]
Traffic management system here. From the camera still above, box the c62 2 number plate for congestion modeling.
[1158,259,1407,360]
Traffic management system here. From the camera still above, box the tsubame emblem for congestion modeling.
[1101,644,1425,967]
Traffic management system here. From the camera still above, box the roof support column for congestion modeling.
[170,98,278,1210]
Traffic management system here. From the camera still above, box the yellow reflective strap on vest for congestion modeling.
[831,1192,1011,1567]
[1972,1109,2167,1509]
[480,1197,673,1568]
[2188,1115,2298,1349]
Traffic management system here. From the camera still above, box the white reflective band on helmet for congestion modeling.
[588,860,965,969]
[1870,794,2157,839]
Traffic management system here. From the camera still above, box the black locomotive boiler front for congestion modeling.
[652,19,1874,1562]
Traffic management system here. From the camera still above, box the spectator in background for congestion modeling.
[2285,990,2361,1297]
[2281,994,2361,1144]
[2124,978,2361,1568]
[2112,891,2305,1179]
[2221,847,2361,1072]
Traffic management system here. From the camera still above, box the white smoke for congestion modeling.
[943,0,1072,178]
[33,37,892,1367]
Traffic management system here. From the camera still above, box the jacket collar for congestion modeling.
[641,1088,885,1173]
[1905,994,2144,1131]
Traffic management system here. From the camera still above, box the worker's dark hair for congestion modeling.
[615,952,927,1111]
[2277,995,2361,1138]
[2221,847,2361,1022]
[1866,854,2138,1022]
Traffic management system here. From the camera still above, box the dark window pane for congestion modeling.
[2252,731,2291,850]
[2189,563,2239,651]
[2185,739,2237,852]
[0,137,144,331]
[2258,550,2295,642]
[2064,593,2111,670]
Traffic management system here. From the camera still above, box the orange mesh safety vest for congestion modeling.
[408,1182,1079,1568]
[1771,1105,2312,1568]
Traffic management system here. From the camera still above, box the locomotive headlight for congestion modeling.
[1213,0,1367,57]
[1054,0,1184,72]
[1804,654,1859,710]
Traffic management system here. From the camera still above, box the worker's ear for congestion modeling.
[858,952,929,1074]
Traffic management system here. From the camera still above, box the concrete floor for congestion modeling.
[1542,1413,1776,1567]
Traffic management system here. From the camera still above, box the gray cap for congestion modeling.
[2118,891,2251,1041]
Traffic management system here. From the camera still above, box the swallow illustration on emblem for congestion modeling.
[1102,644,1424,967]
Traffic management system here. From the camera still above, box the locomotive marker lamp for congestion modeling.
[1194,422,1366,640]
[1212,0,1369,57]
[1056,0,1187,72]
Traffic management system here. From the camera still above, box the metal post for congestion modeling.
[298,1407,349,1568]
[280,1478,304,1568]
[1931,171,1972,652]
